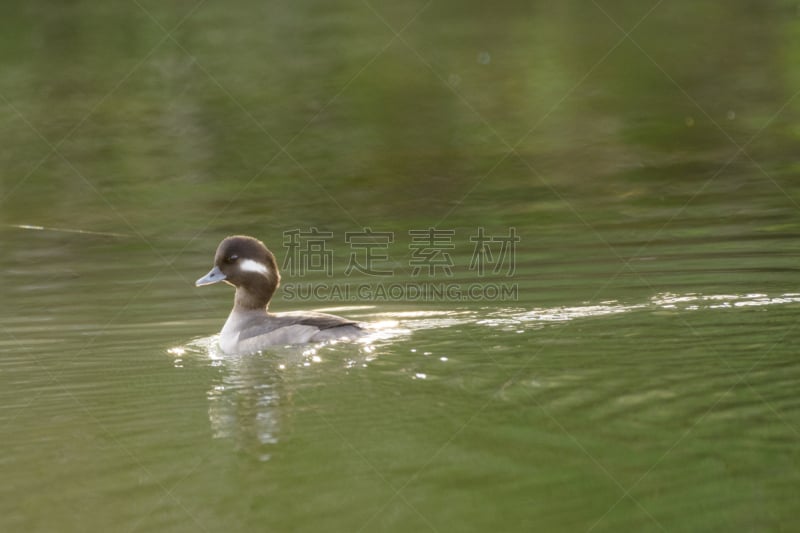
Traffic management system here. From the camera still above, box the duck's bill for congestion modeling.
[195,266,226,286]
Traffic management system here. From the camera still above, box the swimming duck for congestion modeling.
[196,235,362,354]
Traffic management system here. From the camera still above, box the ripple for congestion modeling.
[651,292,800,310]
[478,292,800,329]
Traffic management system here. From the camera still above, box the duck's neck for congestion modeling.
[233,286,272,312]
[231,268,280,312]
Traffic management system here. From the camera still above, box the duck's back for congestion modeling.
[224,310,363,353]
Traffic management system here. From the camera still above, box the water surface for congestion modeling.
[2,0,800,531]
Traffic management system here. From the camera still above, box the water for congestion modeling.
[2,0,800,531]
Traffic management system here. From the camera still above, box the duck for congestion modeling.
[196,235,363,354]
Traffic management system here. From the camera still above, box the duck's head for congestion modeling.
[196,235,281,309]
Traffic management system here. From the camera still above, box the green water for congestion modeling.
[2,0,800,531]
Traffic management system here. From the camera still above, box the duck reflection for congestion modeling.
[205,347,310,461]
[168,319,407,461]
[199,338,388,461]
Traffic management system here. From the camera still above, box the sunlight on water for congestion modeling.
[650,292,800,310]
[169,292,800,359]
[479,292,800,328]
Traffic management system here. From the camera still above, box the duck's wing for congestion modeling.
[278,311,363,343]
[272,311,361,330]
[234,311,362,350]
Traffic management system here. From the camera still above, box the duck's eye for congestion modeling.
[225,255,239,264]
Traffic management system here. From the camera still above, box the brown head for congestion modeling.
[196,235,281,310]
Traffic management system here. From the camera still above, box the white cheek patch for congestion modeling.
[240,259,268,275]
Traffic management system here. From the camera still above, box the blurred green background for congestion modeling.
[2,0,800,532]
